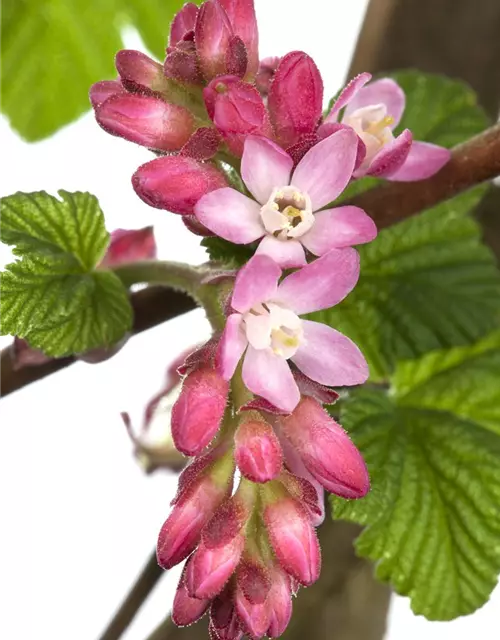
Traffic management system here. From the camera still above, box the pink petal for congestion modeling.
[291,129,359,211]
[241,136,293,205]
[292,320,369,387]
[216,314,248,380]
[300,206,377,255]
[242,347,300,413]
[388,141,451,181]
[231,255,281,314]
[363,129,413,178]
[276,248,360,315]
[195,188,263,243]
[132,156,228,214]
[323,72,372,123]
[255,236,306,268]
[344,78,406,128]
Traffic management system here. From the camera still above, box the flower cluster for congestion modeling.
[91,2,451,638]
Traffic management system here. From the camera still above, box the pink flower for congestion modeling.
[278,396,370,498]
[132,155,228,214]
[195,132,377,267]
[322,72,451,180]
[95,94,194,152]
[268,51,323,149]
[216,252,369,412]
[203,76,272,157]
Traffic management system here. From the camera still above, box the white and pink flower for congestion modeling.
[321,72,451,180]
[216,251,369,412]
[195,130,377,268]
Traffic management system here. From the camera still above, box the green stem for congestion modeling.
[112,260,227,332]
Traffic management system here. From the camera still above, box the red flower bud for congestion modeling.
[210,584,243,640]
[235,584,270,639]
[279,397,370,498]
[99,226,156,268]
[95,94,194,151]
[157,450,234,568]
[266,565,293,638]
[234,417,283,483]
[164,39,203,84]
[203,75,271,156]
[218,0,259,78]
[268,51,323,148]
[115,50,166,94]
[186,535,245,599]
[195,1,233,80]
[89,80,125,109]
[132,156,228,214]
[171,365,229,456]
[172,567,211,626]
[169,2,199,47]
[262,485,321,586]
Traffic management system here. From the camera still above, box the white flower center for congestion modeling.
[242,301,304,359]
[260,185,314,241]
[344,104,394,167]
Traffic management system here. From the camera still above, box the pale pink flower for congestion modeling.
[216,252,369,412]
[321,72,451,180]
[195,131,377,267]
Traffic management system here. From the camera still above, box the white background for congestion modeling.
[0,1,498,638]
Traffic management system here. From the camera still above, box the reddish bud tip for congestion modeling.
[172,569,211,627]
[89,80,125,109]
[115,49,166,94]
[218,0,259,78]
[279,397,370,498]
[263,491,321,586]
[186,535,244,599]
[132,156,228,214]
[100,226,157,268]
[195,1,233,80]
[169,2,199,47]
[95,94,194,151]
[171,366,229,456]
[234,419,283,483]
[268,51,324,148]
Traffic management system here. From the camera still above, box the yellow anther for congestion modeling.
[366,115,394,136]
[282,205,302,220]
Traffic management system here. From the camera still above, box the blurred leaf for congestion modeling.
[1,0,188,141]
[0,190,132,356]
[332,330,500,620]
[310,186,500,380]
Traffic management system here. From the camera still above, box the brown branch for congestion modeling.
[98,551,165,640]
[347,123,500,229]
[1,124,499,398]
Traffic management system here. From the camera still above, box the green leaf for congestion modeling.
[1,0,188,141]
[391,70,489,147]
[0,190,132,356]
[202,236,254,268]
[310,186,500,379]
[332,331,500,620]
[1,190,109,268]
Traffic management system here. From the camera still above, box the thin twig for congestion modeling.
[98,551,165,640]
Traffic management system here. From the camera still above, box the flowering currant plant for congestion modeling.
[2,0,500,638]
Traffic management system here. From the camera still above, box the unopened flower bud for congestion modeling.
[266,564,293,638]
[195,1,233,80]
[203,75,272,156]
[234,416,283,483]
[255,57,280,96]
[279,396,370,498]
[172,567,211,626]
[262,483,321,586]
[115,50,167,94]
[157,448,234,568]
[99,226,157,268]
[95,94,194,151]
[89,80,125,109]
[171,365,229,456]
[132,156,228,214]
[219,0,259,78]
[268,51,323,148]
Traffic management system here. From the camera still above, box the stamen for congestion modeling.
[366,115,394,136]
